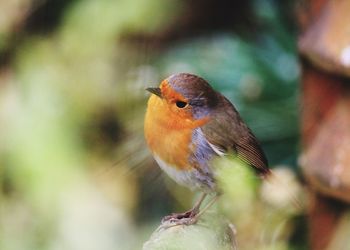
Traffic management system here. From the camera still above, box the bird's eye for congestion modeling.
[175,101,188,108]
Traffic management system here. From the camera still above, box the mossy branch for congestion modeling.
[143,212,237,250]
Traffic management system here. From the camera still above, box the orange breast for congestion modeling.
[144,95,207,170]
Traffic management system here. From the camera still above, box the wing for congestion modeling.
[201,95,269,176]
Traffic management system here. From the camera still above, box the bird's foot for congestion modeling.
[161,208,199,226]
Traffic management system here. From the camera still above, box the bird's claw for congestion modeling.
[160,209,199,227]
[161,211,190,223]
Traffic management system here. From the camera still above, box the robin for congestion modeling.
[144,73,270,225]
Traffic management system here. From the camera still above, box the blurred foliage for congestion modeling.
[217,159,305,250]
[143,159,305,250]
[0,0,305,249]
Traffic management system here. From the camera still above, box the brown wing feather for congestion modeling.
[201,94,269,176]
[235,134,270,175]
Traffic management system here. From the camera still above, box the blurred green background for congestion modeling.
[0,0,305,249]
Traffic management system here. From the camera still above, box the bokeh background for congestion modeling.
[0,0,306,249]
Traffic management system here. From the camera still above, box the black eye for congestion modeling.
[176,101,188,108]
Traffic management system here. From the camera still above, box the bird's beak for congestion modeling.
[146,87,162,98]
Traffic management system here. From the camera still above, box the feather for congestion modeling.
[201,94,269,176]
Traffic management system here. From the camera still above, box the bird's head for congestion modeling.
[146,73,218,119]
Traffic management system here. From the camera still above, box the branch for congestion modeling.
[143,212,237,250]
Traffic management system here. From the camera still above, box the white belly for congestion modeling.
[153,154,201,190]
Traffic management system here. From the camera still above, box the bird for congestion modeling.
[144,73,270,225]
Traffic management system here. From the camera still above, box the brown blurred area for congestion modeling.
[299,0,350,249]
